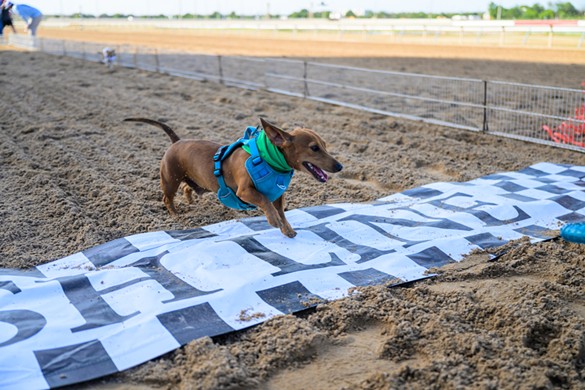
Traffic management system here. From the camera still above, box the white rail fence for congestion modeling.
[33,18,585,49]
[9,35,585,152]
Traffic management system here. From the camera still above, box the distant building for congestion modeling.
[451,14,481,20]
[329,12,341,20]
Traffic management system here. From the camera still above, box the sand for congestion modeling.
[1,28,585,389]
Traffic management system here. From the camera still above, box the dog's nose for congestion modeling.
[334,162,343,172]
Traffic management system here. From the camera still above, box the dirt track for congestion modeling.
[1,28,585,389]
[35,26,585,89]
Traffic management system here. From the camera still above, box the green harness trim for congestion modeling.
[242,130,292,173]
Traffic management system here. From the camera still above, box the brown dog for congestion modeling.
[125,118,343,238]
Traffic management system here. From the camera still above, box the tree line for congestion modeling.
[488,1,581,19]
[59,2,584,20]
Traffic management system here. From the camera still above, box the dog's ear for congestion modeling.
[260,118,292,146]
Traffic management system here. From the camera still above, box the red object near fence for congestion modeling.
[543,82,585,147]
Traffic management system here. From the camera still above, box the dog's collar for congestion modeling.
[242,130,292,173]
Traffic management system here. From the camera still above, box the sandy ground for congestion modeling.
[1,29,585,389]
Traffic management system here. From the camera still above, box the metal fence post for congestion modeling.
[154,49,160,73]
[482,80,489,132]
[303,61,309,98]
[475,29,482,44]
[218,55,224,85]
[522,31,530,46]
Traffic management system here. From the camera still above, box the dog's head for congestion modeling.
[260,118,343,183]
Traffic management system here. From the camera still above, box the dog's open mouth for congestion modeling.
[303,161,328,183]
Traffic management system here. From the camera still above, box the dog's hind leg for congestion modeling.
[180,183,194,204]
[161,181,179,215]
[160,163,182,215]
[184,177,208,194]
[181,177,209,204]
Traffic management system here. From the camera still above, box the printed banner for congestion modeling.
[1,162,584,389]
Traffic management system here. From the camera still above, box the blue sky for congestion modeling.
[18,0,585,16]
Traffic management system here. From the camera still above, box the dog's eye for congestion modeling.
[310,145,320,152]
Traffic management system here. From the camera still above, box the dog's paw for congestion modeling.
[282,227,297,238]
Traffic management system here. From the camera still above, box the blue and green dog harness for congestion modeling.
[213,126,294,210]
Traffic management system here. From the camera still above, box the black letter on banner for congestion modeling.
[468,206,530,227]
[0,280,21,294]
[0,310,47,347]
[426,192,493,212]
[82,237,139,267]
[48,275,139,333]
[337,215,425,247]
[44,251,223,333]
[228,235,345,276]
[425,193,531,226]
[34,339,118,388]
[336,211,472,247]
[305,223,396,264]
[128,251,221,303]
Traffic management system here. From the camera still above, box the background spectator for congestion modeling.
[4,2,41,36]
[1,0,17,38]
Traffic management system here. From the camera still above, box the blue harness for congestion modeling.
[213,126,294,211]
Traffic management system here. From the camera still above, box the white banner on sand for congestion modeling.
[1,162,584,389]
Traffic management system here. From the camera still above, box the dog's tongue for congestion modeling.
[313,165,328,182]
[304,161,328,182]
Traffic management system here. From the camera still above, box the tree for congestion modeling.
[488,2,500,19]
[345,10,356,18]
[313,11,331,18]
[289,9,310,18]
[556,2,580,17]
[523,4,545,19]
[487,2,582,20]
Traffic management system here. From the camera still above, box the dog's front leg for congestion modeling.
[273,196,296,238]
[237,187,296,238]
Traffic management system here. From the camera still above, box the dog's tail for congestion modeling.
[124,118,181,143]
